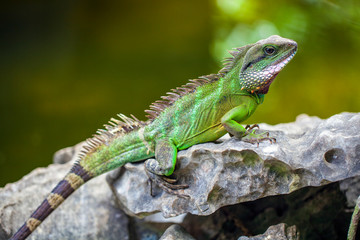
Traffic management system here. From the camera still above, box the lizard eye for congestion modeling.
[264,46,276,55]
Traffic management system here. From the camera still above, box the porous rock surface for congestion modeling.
[159,224,196,240]
[237,223,299,240]
[0,112,359,239]
[340,176,360,207]
[110,112,360,218]
[0,143,129,240]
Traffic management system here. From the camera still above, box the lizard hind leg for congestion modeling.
[145,138,189,198]
[146,138,177,176]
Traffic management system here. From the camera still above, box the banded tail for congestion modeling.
[10,114,148,240]
[9,164,92,240]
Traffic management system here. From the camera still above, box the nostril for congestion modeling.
[287,42,297,49]
[324,148,346,164]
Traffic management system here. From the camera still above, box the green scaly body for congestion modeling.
[10,35,297,240]
[85,81,262,177]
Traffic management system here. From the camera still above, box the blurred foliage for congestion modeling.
[0,0,359,186]
[211,0,360,124]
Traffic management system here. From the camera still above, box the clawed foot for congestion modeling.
[245,124,260,131]
[243,135,276,146]
[145,169,189,198]
[243,124,276,146]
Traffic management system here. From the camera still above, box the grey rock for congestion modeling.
[110,112,360,218]
[144,212,187,224]
[52,141,85,164]
[129,218,162,240]
[159,224,195,240]
[1,112,359,239]
[237,223,299,240]
[340,176,360,207]
[0,145,129,240]
[181,183,348,239]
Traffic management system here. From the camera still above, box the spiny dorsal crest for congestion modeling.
[145,75,219,119]
[78,114,146,159]
[78,44,251,156]
[145,45,251,120]
[218,44,254,76]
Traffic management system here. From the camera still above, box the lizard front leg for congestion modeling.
[221,105,275,145]
[145,138,188,197]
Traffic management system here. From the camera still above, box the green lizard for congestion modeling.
[10,35,297,240]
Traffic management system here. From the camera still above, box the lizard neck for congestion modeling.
[255,93,265,104]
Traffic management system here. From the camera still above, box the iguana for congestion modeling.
[10,35,297,240]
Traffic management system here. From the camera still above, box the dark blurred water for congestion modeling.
[1,0,359,186]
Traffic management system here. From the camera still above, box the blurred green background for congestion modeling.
[0,0,359,187]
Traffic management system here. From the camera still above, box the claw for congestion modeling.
[243,136,276,146]
[161,176,177,184]
[245,124,259,131]
[242,124,276,146]
[146,169,189,198]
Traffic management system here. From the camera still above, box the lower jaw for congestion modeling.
[255,73,278,94]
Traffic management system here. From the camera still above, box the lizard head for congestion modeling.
[239,35,297,94]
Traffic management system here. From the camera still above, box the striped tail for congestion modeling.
[9,164,92,240]
[10,114,148,239]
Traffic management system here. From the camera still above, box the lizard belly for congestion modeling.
[177,123,227,150]
[173,94,259,150]
[173,102,230,150]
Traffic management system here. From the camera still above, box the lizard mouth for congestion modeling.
[240,45,297,94]
[256,46,297,94]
